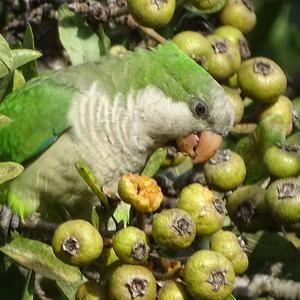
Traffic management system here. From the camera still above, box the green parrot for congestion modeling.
[0,42,234,227]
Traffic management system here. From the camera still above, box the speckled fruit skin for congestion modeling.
[158,281,190,300]
[109,264,156,300]
[178,183,225,235]
[259,95,293,135]
[210,230,248,274]
[113,226,149,264]
[266,178,300,223]
[264,146,300,178]
[204,35,241,81]
[52,219,103,266]
[152,208,196,249]
[172,31,210,61]
[204,150,246,191]
[222,85,244,124]
[227,185,273,232]
[237,57,287,104]
[75,281,108,300]
[184,250,235,300]
[128,0,175,28]
[220,0,256,34]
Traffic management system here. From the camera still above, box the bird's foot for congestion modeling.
[0,204,19,243]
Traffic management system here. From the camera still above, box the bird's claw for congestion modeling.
[0,204,19,243]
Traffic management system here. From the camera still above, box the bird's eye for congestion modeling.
[194,101,208,117]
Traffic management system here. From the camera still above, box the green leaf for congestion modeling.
[0,71,13,101]
[11,49,42,70]
[224,294,237,300]
[13,70,26,91]
[98,25,111,55]
[57,279,87,300]
[141,148,168,177]
[0,34,13,71]
[0,234,82,282]
[75,160,109,210]
[0,161,24,184]
[21,270,35,300]
[58,5,102,65]
[22,24,39,80]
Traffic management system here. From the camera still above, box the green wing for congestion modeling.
[0,71,78,163]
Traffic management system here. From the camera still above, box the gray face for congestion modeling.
[191,82,234,137]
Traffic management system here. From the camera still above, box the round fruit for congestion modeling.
[215,25,250,59]
[109,264,156,300]
[190,0,226,11]
[219,0,256,34]
[52,220,103,266]
[259,95,293,135]
[113,226,150,264]
[266,178,300,223]
[210,230,248,274]
[227,185,275,232]
[109,45,127,55]
[264,144,300,178]
[178,183,226,235]
[158,281,190,300]
[184,250,235,300]
[128,0,176,28]
[152,208,196,249]
[204,149,246,191]
[118,173,163,213]
[204,35,241,81]
[75,281,108,300]
[222,85,244,124]
[237,57,287,104]
[172,31,210,64]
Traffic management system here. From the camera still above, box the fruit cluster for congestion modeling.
[50,1,300,299]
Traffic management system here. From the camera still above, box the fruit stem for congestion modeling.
[136,211,146,231]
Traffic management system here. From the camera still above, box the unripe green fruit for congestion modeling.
[223,73,239,88]
[237,57,287,104]
[210,230,248,274]
[264,144,300,178]
[259,95,293,135]
[152,208,196,249]
[204,35,241,81]
[158,281,190,300]
[222,85,244,124]
[227,185,274,232]
[109,264,156,300]
[52,220,103,266]
[184,250,235,300]
[75,281,108,300]
[178,183,226,235]
[190,0,226,12]
[204,149,246,191]
[172,31,210,63]
[266,178,300,223]
[220,0,256,34]
[128,0,175,28]
[215,25,250,59]
[113,226,150,264]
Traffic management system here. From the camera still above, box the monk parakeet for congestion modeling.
[0,42,233,224]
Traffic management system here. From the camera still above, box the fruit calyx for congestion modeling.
[253,59,273,76]
[172,215,194,235]
[236,201,255,223]
[154,0,169,10]
[131,241,150,261]
[278,143,300,153]
[277,181,300,199]
[213,198,227,215]
[210,149,231,164]
[207,270,228,292]
[212,39,228,54]
[125,278,148,298]
[62,236,80,256]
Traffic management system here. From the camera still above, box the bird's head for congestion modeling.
[139,42,234,154]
